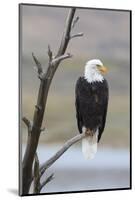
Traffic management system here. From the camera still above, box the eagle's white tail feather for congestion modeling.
[82,130,98,160]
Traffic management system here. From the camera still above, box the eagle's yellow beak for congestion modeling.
[99,65,108,74]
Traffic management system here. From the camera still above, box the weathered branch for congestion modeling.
[39,173,54,192]
[41,53,72,81]
[22,117,31,128]
[70,32,84,39]
[32,52,43,75]
[22,117,32,133]
[40,133,86,178]
[51,53,72,65]
[48,45,53,62]
[57,8,76,56]
[72,16,79,29]
[33,153,40,194]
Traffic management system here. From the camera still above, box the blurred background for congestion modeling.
[20,5,130,193]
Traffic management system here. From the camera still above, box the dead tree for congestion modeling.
[22,8,84,195]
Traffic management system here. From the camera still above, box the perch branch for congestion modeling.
[39,173,54,192]
[39,133,86,178]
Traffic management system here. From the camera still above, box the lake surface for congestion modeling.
[22,144,130,194]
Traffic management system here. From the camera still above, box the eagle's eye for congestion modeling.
[96,64,101,67]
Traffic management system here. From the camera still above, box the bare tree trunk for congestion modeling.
[22,80,50,194]
[22,8,83,195]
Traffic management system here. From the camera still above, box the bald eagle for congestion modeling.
[75,59,109,159]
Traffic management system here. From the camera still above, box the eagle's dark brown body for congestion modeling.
[75,76,109,142]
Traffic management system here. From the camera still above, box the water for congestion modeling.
[22,144,130,194]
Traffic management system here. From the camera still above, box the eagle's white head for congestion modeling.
[84,59,108,83]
